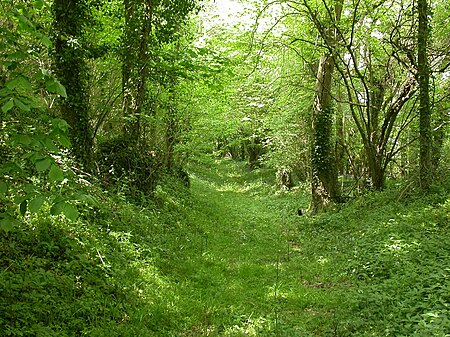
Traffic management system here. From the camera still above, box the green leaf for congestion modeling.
[13,98,30,112]
[35,157,52,172]
[13,134,32,146]
[23,184,34,194]
[44,138,59,152]
[5,77,19,89]
[58,133,71,148]
[0,182,7,195]
[40,35,52,48]
[2,99,14,113]
[197,47,210,55]
[45,78,67,97]
[48,164,64,182]
[6,75,33,92]
[17,15,35,30]
[0,217,16,232]
[75,193,99,206]
[35,69,44,80]
[14,195,26,205]
[50,201,78,221]
[62,203,79,221]
[30,138,43,150]
[53,195,65,204]
[35,68,51,80]
[29,196,45,213]
[32,31,52,48]
[34,0,44,10]
[7,50,28,60]
[2,162,23,174]
[52,118,69,132]
[19,200,27,216]
[50,201,63,216]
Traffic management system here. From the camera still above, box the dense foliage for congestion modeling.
[0,0,449,335]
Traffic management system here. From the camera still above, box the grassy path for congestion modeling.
[167,159,348,336]
[139,158,450,336]
[2,157,446,336]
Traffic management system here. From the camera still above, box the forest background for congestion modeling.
[0,0,449,335]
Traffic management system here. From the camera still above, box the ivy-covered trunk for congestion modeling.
[309,0,343,213]
[310,53,339,213]
[310,96,339,212]
[122,0,153,142]
[52,0,92,169]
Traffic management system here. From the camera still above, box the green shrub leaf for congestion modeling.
[44,138,59,152]
[34,0,44,10]
[2,99,14,113]
[6,75,33,92]
[0,216,17,232]
[35,157,52,172]
[45,77,67,97]
[50,201,63,216]
[58,133,71,148]
[75,193,99,206]
[13,98,31,112]
[62,203,79,221]
[14,134,32,146]
[51,118,69,132]
[29,196,45,213]
[49,164,64,182]
[50,201,78,221]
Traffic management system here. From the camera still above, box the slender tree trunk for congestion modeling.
[309,0,343,213]
[165,104,176,171]
[418,0,432,191]
[366,77,386,190]
[432,110,446,168]
[122,0,153,142]
[335,84,345,175]
[122,0,135,131]
[52,0,92,169]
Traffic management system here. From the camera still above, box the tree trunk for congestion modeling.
[335,85,345,175]
[418,0,432,191]
[165,102,176,171]
[52,0,92,169]
[365,144,385,189]
[122,0,153,142]
[366,76,386,190]
[122,0,135,134]
[432,109,446,169]
[309,0,343,213]
[310,54,339,213]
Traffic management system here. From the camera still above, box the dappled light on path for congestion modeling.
[170,158,348,336]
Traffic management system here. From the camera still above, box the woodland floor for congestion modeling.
[2,157,448,336]
[170,159,350,336]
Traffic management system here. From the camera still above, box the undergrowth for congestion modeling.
[296,180,450,336]
[0,172,199,336]
[1,156,449,336]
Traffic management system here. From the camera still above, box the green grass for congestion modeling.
[176,158,349,336]
[1,156,449,336]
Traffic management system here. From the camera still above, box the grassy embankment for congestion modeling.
[1,157,449,336]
